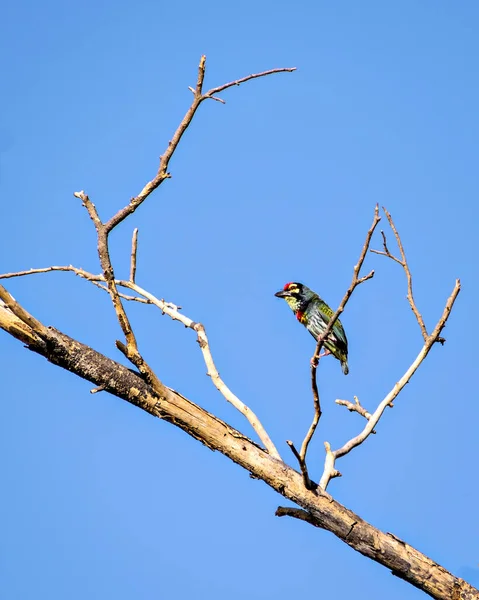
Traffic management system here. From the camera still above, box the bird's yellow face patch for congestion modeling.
[284,283,300,295]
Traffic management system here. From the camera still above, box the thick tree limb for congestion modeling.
[0,301,476,600]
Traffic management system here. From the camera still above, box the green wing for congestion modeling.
[318,300,348,349]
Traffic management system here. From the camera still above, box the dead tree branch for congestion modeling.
[318,208,461,490]
[0,298,474,599]
[289,206,381,489]
[104,56,295,233]
[130,228,139,283]
[73,190,163,394]
[335,396,374,427]
[371,207,428,341]
[66,58,294,429]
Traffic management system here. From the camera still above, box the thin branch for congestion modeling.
[130,228,139,283]
[312,205,381,365]
[204,67,297,99]
[319,278,461,490]
[73,191,163,393]
[296,385,321,490]
[195,54,206,95]
[73,192,137,347]
[322,441,342,482]
[0,266,150,304]
[286,440,312,488]
[104,57,296,233]
[370,208,428,341]
[0,266,96,279]
[336,396,373,422]
[291,206,381,488]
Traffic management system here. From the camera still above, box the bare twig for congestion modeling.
[336,396,373,422]
[0,266,98,280]
[130,228,139,283]
[0,266,150,304]
[290,206,381,489]
[286,440,312,488]
[204,67,297,99]
[319,278,461,490]
[371,208,428,341]
[104,57,296,233]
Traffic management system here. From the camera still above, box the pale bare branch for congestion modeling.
[0,284,48,337]
[319,279,461,490]
[371,208,428,341]
[130,228,139,283]
[336,396,373,423]
[0,265,150,304]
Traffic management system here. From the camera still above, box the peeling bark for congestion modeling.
[1,306,477,600]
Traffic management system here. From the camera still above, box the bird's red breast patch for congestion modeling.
[296,310,305,323]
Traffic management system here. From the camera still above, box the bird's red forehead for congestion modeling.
[284,282,293,290]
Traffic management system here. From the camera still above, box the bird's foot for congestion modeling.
[311,348,330,367]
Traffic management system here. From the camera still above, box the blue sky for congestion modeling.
[1,1,478,598]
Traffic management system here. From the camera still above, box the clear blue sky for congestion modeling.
[1,1,478,598]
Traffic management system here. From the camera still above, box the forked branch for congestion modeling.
[318,208,461,489]
[288,206,381,489]
[371,207,428,341]
[104,56,295,232]
[67,56,294,433]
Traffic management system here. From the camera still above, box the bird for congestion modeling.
[275,282,349,375]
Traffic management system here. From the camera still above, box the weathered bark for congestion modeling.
[1,305,477,600]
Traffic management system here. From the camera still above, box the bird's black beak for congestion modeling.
[275,290,288,298]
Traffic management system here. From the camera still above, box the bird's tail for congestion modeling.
[341,360,349,376]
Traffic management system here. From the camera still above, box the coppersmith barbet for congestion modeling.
[275,282,349,375]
